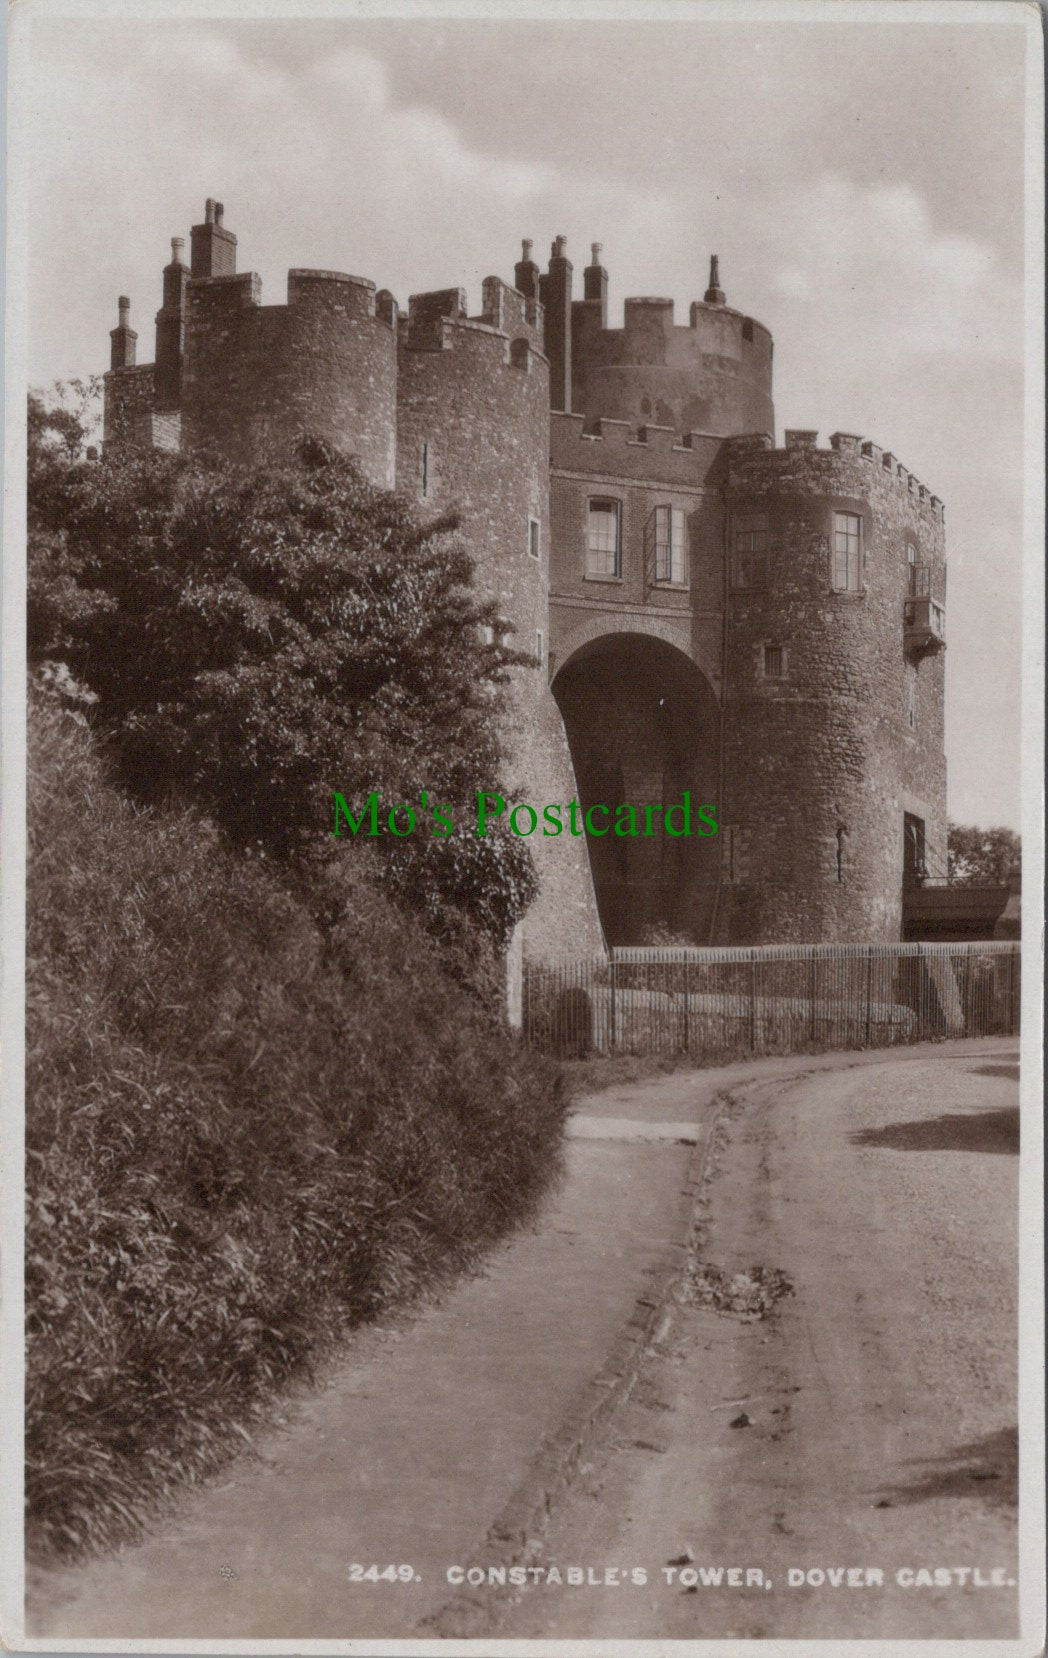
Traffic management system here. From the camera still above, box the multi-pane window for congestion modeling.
[528,517,541,560]
[654,505,687,584]
[763,643,786,679]
[832,511,862,591]
[587,498,622,578]
[732,515,767,587]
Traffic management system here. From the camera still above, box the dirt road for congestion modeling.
[440,1047,1020,1642]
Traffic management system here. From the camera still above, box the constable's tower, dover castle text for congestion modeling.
[104,199,948,956]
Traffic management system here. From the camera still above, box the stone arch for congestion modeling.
[551,611,720,698]
[550,627,722,946]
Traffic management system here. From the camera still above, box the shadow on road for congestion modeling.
[849,1108,1018,1156]
[970,1064,1020,1082]
[872,1426,1018,1511]
[849,1107,1014,1160]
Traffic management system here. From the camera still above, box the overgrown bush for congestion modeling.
[26,690,564,1560]
[28,401,535,946]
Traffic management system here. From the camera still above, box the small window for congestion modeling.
[763,643,786,679]
[420,442,430,499]
[528,516,541,560]
[832,511,862,592]
[906,541,918,595]
[906,665,917,730]
[479,623,495,646]
[904,812,926,883]
[535,629,545,669]
[653,505,687,584]
[587,498,622,578]
[732,514,767,587]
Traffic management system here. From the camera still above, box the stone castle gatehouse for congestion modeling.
[104,199,948,956]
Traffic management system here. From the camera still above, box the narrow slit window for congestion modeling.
[906,665,918,730]
[722,825,746,884]
[535,629,545,669]
[528,516,541,560]
[832,511,862,592]
[906,541,918,595]
[420,442,430,499]
[587,498,622,578]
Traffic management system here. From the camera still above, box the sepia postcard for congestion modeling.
[2,1,1044,1654]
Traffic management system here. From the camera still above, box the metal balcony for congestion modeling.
[904,566,946,654]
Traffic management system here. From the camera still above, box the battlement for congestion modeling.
[404,280,545,361]
[476,277,543,341]
[727,429,945,523]
[574,295,772,358]
[185,267,385,323]
[567,253,775,440]
[550,410,723,484]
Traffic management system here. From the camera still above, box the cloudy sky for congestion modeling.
[17,3,1033,831]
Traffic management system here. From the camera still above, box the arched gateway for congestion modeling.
[552,631,720,945]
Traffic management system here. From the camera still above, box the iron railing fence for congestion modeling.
[523,940,1020,1059]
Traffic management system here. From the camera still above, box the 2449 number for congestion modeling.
[348,1564,419,1583]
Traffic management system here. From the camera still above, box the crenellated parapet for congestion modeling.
[565,248,774,439]
[725,429,945,526]
[550,410,725,486]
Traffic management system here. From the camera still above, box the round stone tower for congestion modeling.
[175,204,398,486]
[396,280,604,955]
[569,252,774,437]
[181,268,398,486]
[716,429,947,943]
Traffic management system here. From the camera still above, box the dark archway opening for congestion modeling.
[552,632,721,945]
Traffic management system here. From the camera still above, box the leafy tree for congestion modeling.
[27,377,102,459]
[28,394,536,943]
[947,823,1021,885]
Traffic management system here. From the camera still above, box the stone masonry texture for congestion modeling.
[101,201,949,955]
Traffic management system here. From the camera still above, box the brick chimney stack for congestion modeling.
[190,197,237,279]
[110,295,137,369]
[583,241,608,326]
[514,238,540,303]
[539,235,573,413]
[155,236,188,408]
